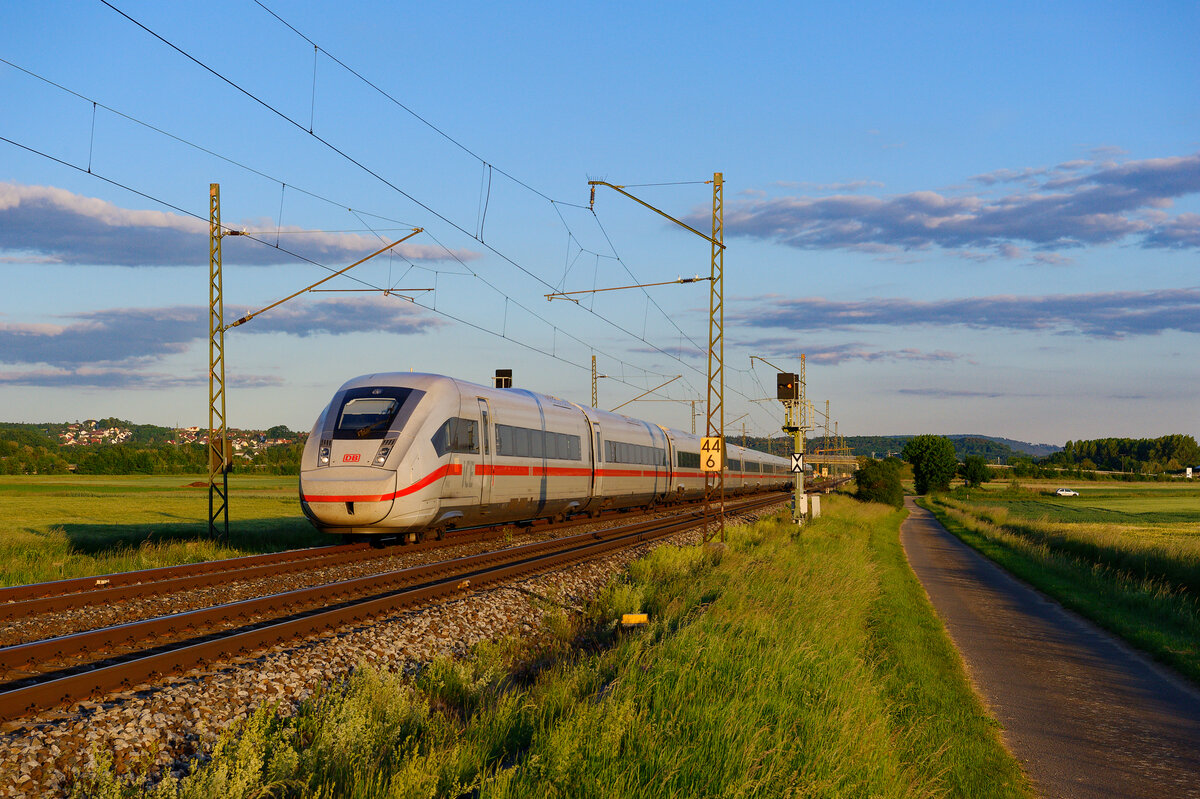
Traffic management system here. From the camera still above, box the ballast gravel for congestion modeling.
[0,505,783,797]
[0,507,708,649]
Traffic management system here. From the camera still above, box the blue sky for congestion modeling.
[1,1,1197,446]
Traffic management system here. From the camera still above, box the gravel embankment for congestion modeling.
[0,504,782,797]
[0,520,631,647]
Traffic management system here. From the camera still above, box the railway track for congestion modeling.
[0,493,786,724]
[0,494,734,623]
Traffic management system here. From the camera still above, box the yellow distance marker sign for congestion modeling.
[700,436,724,472]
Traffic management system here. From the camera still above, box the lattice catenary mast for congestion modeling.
[208,184,233,539]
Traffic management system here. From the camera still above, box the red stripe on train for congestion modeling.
[303,463,461,503]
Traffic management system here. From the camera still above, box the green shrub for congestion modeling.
[855,458,904,507]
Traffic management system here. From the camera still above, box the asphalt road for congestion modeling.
[900,497,1200,799]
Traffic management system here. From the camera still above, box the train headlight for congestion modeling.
[373,438,396,466]
[318,444,331,466]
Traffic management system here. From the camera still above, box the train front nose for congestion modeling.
[300,465,397,526]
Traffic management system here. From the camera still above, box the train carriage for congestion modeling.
[300,373,791,539]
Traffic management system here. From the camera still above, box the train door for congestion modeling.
[477,398,492,509]
[591,421,602,496]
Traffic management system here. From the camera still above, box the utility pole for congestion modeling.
[589,173,726,541]
[208,184,232,540]
[705,173,725,541]
[207,182,421,539]
[591,355,598,408]
[825,399,831,455]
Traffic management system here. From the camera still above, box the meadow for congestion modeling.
[923,480,1200,683]
[72,497,1030,798]
[0,474,325,587]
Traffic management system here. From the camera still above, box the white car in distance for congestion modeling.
[1055,488,1080,497]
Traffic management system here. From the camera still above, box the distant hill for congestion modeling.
[952,435,1061,459]
[814,435,1061,464]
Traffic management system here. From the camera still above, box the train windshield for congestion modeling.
[333,387,414,439]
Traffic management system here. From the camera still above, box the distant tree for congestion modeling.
[902,435,958,494]
[266,424,295,439]
[960,455,991,488]
[855,458,904,508]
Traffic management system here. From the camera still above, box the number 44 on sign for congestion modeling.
[700,437,724,472]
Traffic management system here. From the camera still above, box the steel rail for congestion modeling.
[0,506,726,675]
[0,493,786,723]
[0,491,749,620]
[0,543,365,609]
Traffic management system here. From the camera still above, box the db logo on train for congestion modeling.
[343,454,361,463]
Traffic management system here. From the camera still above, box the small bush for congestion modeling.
[854,458,904,508]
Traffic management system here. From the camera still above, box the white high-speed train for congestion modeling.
[299,373,791,539]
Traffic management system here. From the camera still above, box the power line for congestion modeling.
[91,5,746,404]
[0,131,683,398]
[8,12,768,426]
[0,55,421,231]
[0,55,683,386]
[250,0,591,210]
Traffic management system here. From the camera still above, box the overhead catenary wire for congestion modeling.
[93,6,724,397]
[0,56,677,388]
[236,3,762,395]
[250,0,591,210]
[2,44,711,393]
[4,131,687,400]
[6,16,775,427]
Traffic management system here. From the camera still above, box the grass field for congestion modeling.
[0,474,324,587]
[73,497,1030,798]
[957,482,1200,526]
[923,480,1200,683]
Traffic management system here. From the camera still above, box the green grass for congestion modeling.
[71,497,1029,798]
[922,491,1200,684]
[0,474,325,587]
[956,482,1200,525]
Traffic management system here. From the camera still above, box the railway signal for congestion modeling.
[751,355,812,525]
[777,372,798,401]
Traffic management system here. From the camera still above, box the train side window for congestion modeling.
[549,432,579,460]
[431,417,479,456]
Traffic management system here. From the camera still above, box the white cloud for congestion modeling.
[0,183,481,267]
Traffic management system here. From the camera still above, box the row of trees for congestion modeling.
[855,435,995,507]
[1044,435,1198,475]
[855,429,1198,507]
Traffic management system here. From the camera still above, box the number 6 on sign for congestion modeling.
[700,436,724,472]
